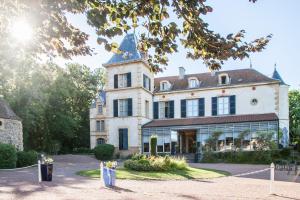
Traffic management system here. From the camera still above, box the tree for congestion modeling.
[289,90,300,144]
[1,0,271,72]
[255,131,276,150]
[235,129,250,150]
[205,131,223,151]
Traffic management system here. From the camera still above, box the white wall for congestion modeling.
[154,83,278,118]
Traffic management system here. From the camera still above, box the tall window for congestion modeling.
[145,100,149,118]
[119,99,128,117]
[187,99,198,117]
[143,74,151,91]
[218,97,229,115]
[98,105,103,114]
[118,73,128,88]
[119,128,128,150]
[189,79,198,88]
[143,135,149,152]
[96,120,105,132]
[159,101,169,119]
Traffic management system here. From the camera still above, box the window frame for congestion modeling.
[160,81,169,91]
[145,100,150,118]
[218,96,230,115]
[158,101,169,119]
[189,78,198,88]
[119,99,129,117]
[118,73,128,88]
[186,99,199,117]
[96,120,105,132]
[98,104,103,114]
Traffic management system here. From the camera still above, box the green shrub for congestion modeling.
[17,151,38,168]
[124,155,187,171]
[150,135,157,156]
[0,143,17,169]
[72,147,94,154]
[201,150,275,164]
[279,148,291,158]
[94,144,114,160]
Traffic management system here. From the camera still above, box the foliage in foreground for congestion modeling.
[94,144,115,160]
[2,1,270,72]
[201,148,296,164]
[0,143,17,169]
[77,167,228,180]
[0,143,38,169]
[16,151,38,168]
[124,154,187,172]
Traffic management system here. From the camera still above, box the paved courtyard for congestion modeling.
[0,155,299,200]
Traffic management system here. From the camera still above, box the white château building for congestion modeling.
[90,34,289,157]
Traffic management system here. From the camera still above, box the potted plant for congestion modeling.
[101,161,117,187]
[41,156,54,181]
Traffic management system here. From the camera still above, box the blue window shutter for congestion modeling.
[212,97,217,116]
[153,102,158,119]
[181,99,186,118]
[169,101,174,118]
[123,129,128,150]
[113,99,118,117]
[118,129,122,149]
[230,95,236,115]
[149,78,151,91]
[114,74,118,88]
[127,98,132,116]
[127,72,131,87]
[143,74,146,88]
[198,98,205,116]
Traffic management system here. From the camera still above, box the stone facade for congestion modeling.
[0,118,23,150]
[0,98,23,150]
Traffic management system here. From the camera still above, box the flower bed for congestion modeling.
[124,154,187,171]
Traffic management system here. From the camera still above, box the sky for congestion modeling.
[56,0,300,89]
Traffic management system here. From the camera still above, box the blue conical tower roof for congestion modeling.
[272,67,286,85]
[104,34,144,66]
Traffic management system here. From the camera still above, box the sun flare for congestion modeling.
[11,19,33,43]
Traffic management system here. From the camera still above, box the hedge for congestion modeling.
[0,143,17,169]
[201,149,294,164]
[94,144,114,160]
[17,151,38,168]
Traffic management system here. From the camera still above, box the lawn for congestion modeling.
[76,167,229,180]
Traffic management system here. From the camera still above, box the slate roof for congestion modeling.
[272,68,286,85]
[143,113,278,128]
[0,98,20,120]
[154,68,278,93]
[98,90,106,104]
[104,34,144,66]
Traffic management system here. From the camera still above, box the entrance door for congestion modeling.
[178,130,196,154]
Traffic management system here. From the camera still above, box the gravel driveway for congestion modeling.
[0,155,299,200]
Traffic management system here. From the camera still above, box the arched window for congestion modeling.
[96,138,105,145]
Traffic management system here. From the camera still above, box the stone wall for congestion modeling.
[0,118,23,150]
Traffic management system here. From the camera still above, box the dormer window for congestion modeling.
[219,74,230,85]
[189,78,199,88]
[160,81,169,91]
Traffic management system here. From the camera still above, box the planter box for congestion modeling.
[41,164,53,181]
[102,167,116,187]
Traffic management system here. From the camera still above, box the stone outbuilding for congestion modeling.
[0,98,23,150]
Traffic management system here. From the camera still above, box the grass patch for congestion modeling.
[76,167,229,180]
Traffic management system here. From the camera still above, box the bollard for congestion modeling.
[270,162,275,195]
[38,160,41,183]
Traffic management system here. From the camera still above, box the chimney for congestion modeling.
[179,67,185,79]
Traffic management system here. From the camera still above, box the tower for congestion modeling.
[103,34,154,156]
[272,65,289,147]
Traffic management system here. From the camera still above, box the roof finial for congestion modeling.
[249,57,253,69]
[274,62,277,70]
